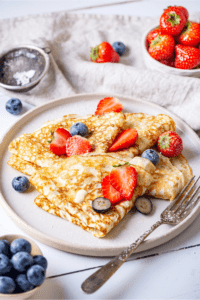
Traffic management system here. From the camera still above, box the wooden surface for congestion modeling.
[0,1,200,299]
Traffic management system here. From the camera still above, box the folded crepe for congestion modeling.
[8,110,191,236]
[8,112,176,168]
[29,155,155,237]
[146,153,193,201]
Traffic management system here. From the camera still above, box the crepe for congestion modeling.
[8,112,125,168]
[146,153,193,201]
[8,112,176,168]
[29,155,155,237]
[113,113,176,159]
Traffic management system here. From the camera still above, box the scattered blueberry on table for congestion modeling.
[5,98,22,115]
[141,149,160,166]
[70,122,89,137]
[12,176,30,193]
[112,42,126,56]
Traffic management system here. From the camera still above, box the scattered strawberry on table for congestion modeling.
[157,130,183,158]
[90,41,120,63]
[146,5,200,69]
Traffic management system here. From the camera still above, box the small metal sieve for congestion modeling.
[0,44,51,92]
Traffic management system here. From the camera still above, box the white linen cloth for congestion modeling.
[0,11,200,132]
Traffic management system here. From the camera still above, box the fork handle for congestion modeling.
[81,220,163,294]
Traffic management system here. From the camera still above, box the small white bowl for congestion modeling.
[0,234,44,300]
[141,23,200,78]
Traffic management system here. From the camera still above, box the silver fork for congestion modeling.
[81,175,200,294]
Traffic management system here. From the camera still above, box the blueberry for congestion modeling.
[5,98,22,115]
[112,42,126,56]
[33,255,48,270]
[0,276,16,294]
[10,238,31,255]
[0,240,10,256]
[70,122,89,137]
[92,197,111,214]
[27,265,45,286]
[135,197,153,215]
[12,176,30,193]
[11,252,33,272]
[141,149,160,166]
[0,254,12,275]
[16,274,34,292]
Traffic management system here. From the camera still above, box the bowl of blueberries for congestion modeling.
[0,235,48,299]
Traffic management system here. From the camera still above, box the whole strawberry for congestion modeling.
[157,131,183,158]
[175,44,200,69]
[160,59,175,67]
[90,41,120,63]
[147,27,162,44]
[148,35,175,61]
[176,21,200,47]
[166,6,189,21]
[160,7,186,36]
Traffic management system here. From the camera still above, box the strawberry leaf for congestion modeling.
[113,162,130,167]
[89,45,99,61]
[167,12,181,27]
[159,133,172,149]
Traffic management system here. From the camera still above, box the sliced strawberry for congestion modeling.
[109,128,138,152]
[101,175,123,205]
[110,165,137,200]
[50,128,71,155]
[66,135,91,157]
[95,97,123,115]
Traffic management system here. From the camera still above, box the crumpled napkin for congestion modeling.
[1,11,200,133]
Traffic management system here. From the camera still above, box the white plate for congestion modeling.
[0,93,200,257]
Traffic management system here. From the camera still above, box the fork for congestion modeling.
[81,175,200,294]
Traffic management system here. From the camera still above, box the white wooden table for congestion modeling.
[0,1,200,299]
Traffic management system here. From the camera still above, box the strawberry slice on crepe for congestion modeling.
[95,97,123,115]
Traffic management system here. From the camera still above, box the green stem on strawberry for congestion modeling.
[167,12,181,27]
[90,46,99,61]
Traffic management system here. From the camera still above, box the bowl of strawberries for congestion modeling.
[142,5,200,77]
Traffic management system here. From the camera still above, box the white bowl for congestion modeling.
[0,235,44,300]
[141,23,200,78]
